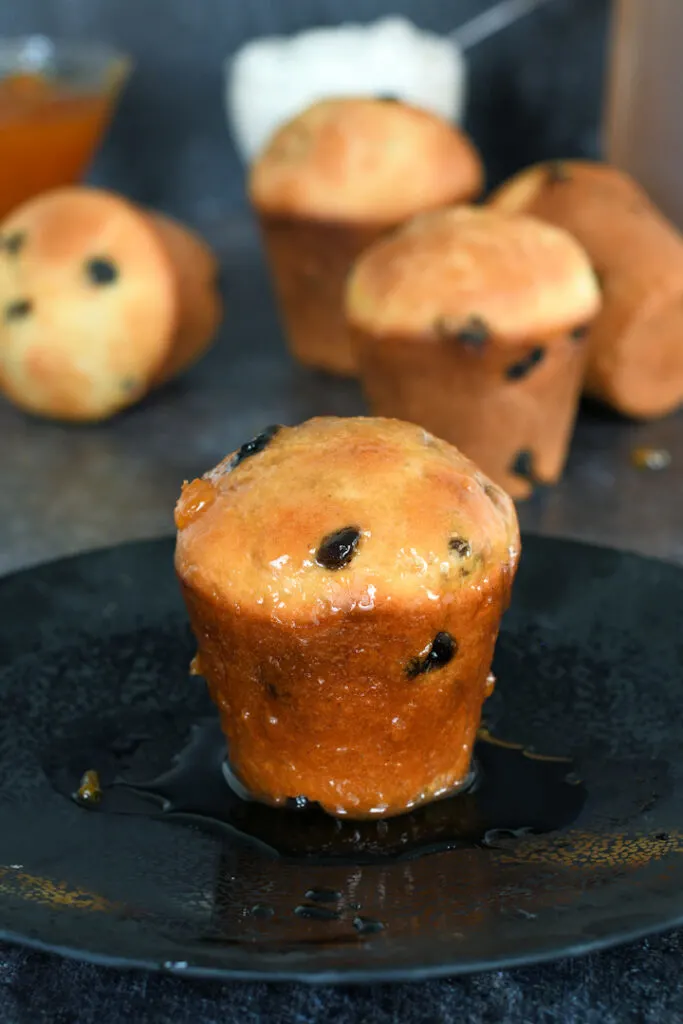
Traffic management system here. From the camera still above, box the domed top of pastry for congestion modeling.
[345,206,601,342]
[249,97,483,223]
[175,416,519,624]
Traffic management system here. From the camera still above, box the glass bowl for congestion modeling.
[0,36,132,218]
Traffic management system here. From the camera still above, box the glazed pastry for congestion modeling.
[0,187,222,422]
[249,97,483,375]
[345,206,601,498]
[175,416,520,819]
[490,160,683,419]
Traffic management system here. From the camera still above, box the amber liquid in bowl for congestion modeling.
[0,66,126,218]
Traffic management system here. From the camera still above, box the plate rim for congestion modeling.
[1,917,682,985]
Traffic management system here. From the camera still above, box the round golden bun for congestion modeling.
[249,97,483,223]
[346,205,601,342]
[0,187,220,422]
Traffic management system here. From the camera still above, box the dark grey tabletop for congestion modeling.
[2,222,683,1024]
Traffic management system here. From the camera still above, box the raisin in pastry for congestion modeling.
[249,97,483,376]
[0,187,222,421]
[175,416,520,819]
[345,206,601,498]
[490,160,683,419]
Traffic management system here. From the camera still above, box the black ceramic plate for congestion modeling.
[1,535,683,983]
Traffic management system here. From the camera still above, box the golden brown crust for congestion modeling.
[490,160,647,217]
[490,160,683,418]
[352,327,586,499]
[345,206,600,342]
[175,416,520,818]
[148,212,223,384]
[0,188,176,420]
[249,98,483,223]
[258,216,383,375]
[0,188,221,422]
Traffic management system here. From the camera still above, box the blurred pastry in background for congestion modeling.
[175,416,520,818]
[0,187,222,422]
[490,160,683,420]
[346,206,601,499]
[249,97,483,376]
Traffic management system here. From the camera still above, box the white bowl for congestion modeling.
[225,16,467,165]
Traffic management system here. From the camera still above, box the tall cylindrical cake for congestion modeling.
[175,417,520,819]
[248,98,483,376]
[345,207,601,498]
[490,160,683,419]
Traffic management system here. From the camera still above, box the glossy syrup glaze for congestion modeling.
[50,715,587,864]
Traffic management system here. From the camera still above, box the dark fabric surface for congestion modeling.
[2,930,683,1023]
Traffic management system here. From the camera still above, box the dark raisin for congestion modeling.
[231,425,281,469]
[4,298,32,321]
[510,450,535,480]
[406,631,457,678]
[377,93,399,102]
[505,347,545,381]
[449,536,471,558]
[547,160,570,183]
[86,257,119,285]
[435,314,489,347]
[2,232,25,255]
[426,631,456,669]
[304,888,342,903]
[316,526,361,570]
[266,683,279,700]
[571,324,589,341]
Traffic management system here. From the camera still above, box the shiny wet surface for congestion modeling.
[46,716,586,863]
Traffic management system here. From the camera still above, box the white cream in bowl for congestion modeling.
[225,16,467,165]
